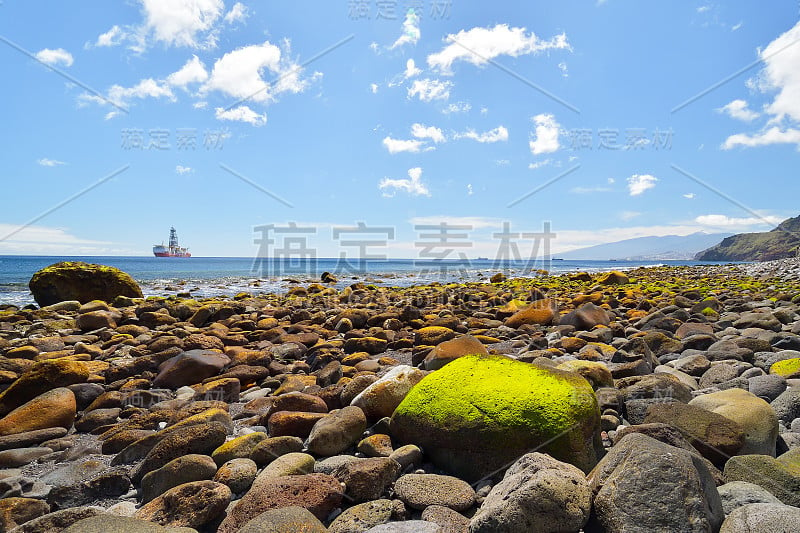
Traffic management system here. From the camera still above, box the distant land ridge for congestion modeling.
[695,215,800,262]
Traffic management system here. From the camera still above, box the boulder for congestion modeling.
[134,480,231,529]
[390,355,602,481]
[586,433,723,533]
[0,388,76,436]
[559,303,610,331]
[153,350,230,389]
[720,502,800,532]
[29,261,142,306]
[689,388,779,456]
[717,481,782,515]
[423,335,489,371]
[0,360,88,416]
[470,453,591,533]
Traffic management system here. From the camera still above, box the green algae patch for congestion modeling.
[390,354,602,481]
[770,358,800,378]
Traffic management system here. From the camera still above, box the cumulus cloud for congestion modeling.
[202,40,314,103]
[379,167,430,197]
[133,0,225,51]
[404,59,422,78]
[34,48,73,67]
[427,24,570,74]
[722,126,800,149]
[215,105,266,126]
[93,25,125,47]
[37,158,66,167]
[722,21,800,149]
[456,126,509,143]
[627,174,658,196]
[411,123,445,143]
[391,8,421,49]
[407,78,452,102]
[529,114,560,155]
[382,136,425,153]
[717,99,759,121]
[166,55,208,87]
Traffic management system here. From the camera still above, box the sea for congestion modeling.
[0,256,717,307]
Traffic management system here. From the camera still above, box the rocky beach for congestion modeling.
[0,260,799,532]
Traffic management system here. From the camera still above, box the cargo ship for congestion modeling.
[153,227,191,257]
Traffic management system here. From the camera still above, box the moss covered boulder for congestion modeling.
[29,262,143,306]
[390,355,602,481]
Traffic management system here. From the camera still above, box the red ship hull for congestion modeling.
[154,252,191,257]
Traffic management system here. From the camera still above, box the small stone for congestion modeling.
[329,499,401,533]
[421,505,470,533]
[250,436,304,466]
[0,447,54,468]
[239,506,327,533]
[212,432,267,466]
[358,434,394,457]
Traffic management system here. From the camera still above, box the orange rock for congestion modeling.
[0,388,76,436]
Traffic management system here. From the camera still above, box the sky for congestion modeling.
[0,0,799,259]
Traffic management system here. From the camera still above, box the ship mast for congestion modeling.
[169,227,179,250]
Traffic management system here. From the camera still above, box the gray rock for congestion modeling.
[213,458,257,495]
[238,506,326,533]
[0,448,53,468]
[469,453,590,533]
[365,522,441,533]
[586,433,723,533]
[771,388,800,425]
[314,454,361,475]
[748,374,787,402]
[0,428,68,452]
[305,406,367,456]
[394,474,475,512]
[422,506,469,533]
[329,499,399,533]
[720,502,800,532]
[717,481,782,515]
[9,506,106,533]
[62,515,198,532]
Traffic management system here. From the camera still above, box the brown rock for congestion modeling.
[152,350,230,389]
[0,497,50,532]
[217,474,344,533]
[0,388,76,436]
[423,335,489,371]
[0,360,88,416]
[332,457,401,502]
[135,480,231,529]
[268,412,327,439]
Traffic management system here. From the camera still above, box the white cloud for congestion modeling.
[382,136,425,154]
[558,62,568,78]
[370,83,379,94]
[108,78,175,106]
[456,125,508,143]
[480,106,488,115]
[409,216,503,229]
[627,174,658,196]
[0,224,132,255]
[496,159,510,166]
[407,78,452,102]
[722,127,800,149]
[427,24,570,74]
[717,99,759,121]
[37,158,66,167]
[175,165,193,174]
[607,177,615,184]
[695,214,783,227]
[34,48,73,67]
[134,0,225,50]
[528,159,553,170]
[404,58,422,78]
[379,167,430,197]
[683,193,696,199]
[193,101,208,109]
[223,2,249,24]
[722,21,800,149]
[411,123,445,143]
[529,113,560,154]
[442,102,471,114]
[391,8,421,49]
[94,25,125,47]
[570,185,611,194]
[697,5,711,13]
[167,55,208,87]
[732,21,743,31]
[104,111,120,120]
[620,211,641,221]
[215,105,266,126]
[467,184,473,195]
[203,40,313,103]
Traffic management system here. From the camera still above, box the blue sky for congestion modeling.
[1,0,799,258]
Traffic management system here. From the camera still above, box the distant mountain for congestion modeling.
[695,215,800,261]
[559,232,734,261]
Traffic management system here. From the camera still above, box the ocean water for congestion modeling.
[0,255,712,307]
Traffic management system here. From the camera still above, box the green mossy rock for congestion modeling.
[770,358,800,378]
[390,355,602,481]
[29,262,143,307]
